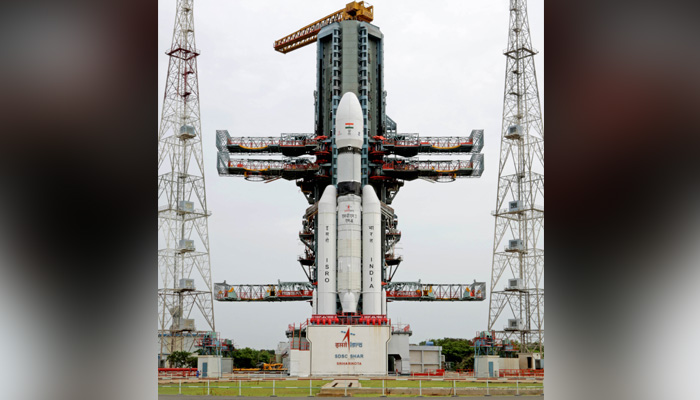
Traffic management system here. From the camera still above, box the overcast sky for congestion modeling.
[158,0,544,350]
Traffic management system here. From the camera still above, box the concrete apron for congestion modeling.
[322,379,361,388]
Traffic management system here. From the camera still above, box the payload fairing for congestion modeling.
[314,92,384,320]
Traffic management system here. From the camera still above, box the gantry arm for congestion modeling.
[273,1,374,54]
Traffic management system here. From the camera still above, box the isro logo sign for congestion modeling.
[335,328,363,348]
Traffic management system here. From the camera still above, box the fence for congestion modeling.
[499,368,545,378]
[410,368,446,377]
[157,368,197,377]
[157,375,544,397]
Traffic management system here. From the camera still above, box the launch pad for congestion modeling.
[308,325,391,376]
[215,4,486,376]
[285,325,391,376]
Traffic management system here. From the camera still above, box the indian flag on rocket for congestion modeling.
[345,122,354,130]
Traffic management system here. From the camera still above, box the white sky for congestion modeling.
[158,0,543,350]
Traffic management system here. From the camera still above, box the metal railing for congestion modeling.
[499,368,545,377]
[157,375,544,397]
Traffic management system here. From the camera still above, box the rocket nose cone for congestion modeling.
[336,92,364,149]
[338,92,361,109]
[336,92,363,122]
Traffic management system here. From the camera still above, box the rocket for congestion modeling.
[315,92,383,320]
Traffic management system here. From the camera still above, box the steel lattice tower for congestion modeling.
[487,0,544,355]
[157,0,215,365]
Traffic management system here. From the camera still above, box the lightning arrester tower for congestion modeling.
[487,0,544,355]
[157,0,215,365]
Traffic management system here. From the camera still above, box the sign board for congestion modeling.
[307,325,390,376]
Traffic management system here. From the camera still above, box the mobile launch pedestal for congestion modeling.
[215,13,487,377]
[307,325,391,376]
[284,323,392,377]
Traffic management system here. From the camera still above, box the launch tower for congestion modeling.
[215,2,486,375]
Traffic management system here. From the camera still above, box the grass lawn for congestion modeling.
[359,380,542,388]
[158,380,329,396]
[158,379,543,396]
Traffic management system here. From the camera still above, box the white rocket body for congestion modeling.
[337,195,361,313]
[316,185,337,315]
[314,92,385,318]
[362,185,382,315]
[335,92,364,314]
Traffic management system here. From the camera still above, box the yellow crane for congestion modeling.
[262,363,285,371]
[273,1,374,54]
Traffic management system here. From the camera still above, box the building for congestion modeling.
[387,325,412,374]
[197,355,222,378]
[409,344,443,374]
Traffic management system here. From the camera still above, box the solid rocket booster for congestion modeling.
[317,185,337,315]
[362,185,382,315]
[335,92,364,314]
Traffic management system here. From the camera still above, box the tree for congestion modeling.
[439,338,472,366]
[233,347,258,368]
[167,351,197,368]
[186,355,197,368]
[418,338,475,371]
[257,350,272,364]
[222,348,234,358]
[456,355,474,370]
